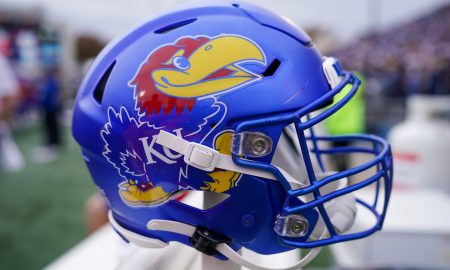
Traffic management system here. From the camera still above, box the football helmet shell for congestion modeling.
[72,1,393,266]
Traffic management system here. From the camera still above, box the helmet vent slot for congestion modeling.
[262,58,281,77]
[154,18,197,34]
[93,61,115,104]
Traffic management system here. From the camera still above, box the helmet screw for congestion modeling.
[241,132,273,157]
[252,137,268,155]
[292,222,303,234]
[241,214,255,228]
[289,219,308,236]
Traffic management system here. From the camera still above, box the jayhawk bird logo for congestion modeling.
[101,34,266,206]
[130,34,266,115]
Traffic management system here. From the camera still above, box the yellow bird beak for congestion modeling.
[119,181,170,205]
[151,35,265,98]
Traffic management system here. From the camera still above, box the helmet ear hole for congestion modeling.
[93,61,115,104]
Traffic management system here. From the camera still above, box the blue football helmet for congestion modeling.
[72,2,393,269]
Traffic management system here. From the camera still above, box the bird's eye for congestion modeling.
[173,56,190,70]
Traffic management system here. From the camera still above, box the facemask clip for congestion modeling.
[274,214,309,238]
[232,132,273,158]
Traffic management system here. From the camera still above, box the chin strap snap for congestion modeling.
[146,219,324,270]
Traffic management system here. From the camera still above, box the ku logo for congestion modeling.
[101,108,242,206]
[101,34,265,206]
[139,128,183,165]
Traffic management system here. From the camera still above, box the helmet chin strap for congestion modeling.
[109,191,354,270]
[109,210,324,270]
[156,130,312,187]
[146,219,326,270]
[107,130,357,270]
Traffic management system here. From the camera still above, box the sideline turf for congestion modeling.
[0,125,96,270]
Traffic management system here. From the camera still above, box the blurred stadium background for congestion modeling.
[0,0,449,269]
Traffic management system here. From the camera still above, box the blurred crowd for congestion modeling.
[0,9,65,171]
[332,4,450,135]
[335,5,450,97]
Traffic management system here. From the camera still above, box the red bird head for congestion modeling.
[129,35,265,116]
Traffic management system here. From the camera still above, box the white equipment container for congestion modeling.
[388,95,450,193]
[332,188,450,269]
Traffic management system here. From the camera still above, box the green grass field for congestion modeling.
[0,125,96,270]
[0,124,333,269]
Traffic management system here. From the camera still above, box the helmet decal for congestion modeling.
[101,107,171,206]
[129,34,266,116]
[100,35,265,206]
